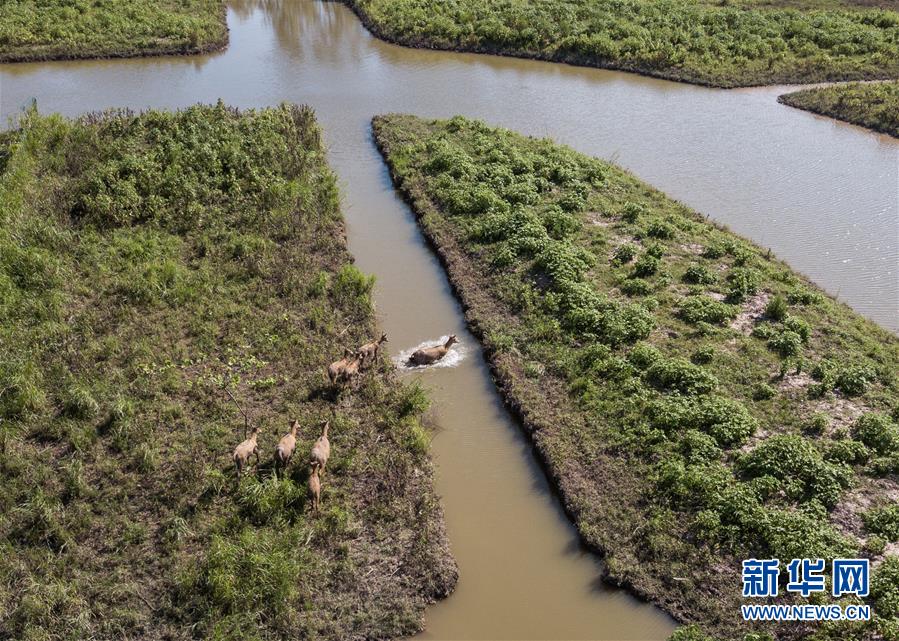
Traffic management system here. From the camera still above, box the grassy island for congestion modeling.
[342,0,899,87]
[0,0,227,63]
[0,104,455,640]
[373,113,899,640]
[779,81,899,137]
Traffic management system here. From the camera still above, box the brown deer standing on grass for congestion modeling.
[358,333,388,369]
[274,419,300,474]
[327,348,353,385]
[340,352,363,386]
[308,465,321,513]
[408,335,458,366]
[232,426,262,476]
[310,420,330,477]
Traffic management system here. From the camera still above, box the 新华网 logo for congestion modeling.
[740,558,871,622]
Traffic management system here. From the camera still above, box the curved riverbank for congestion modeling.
[779,81,899,138]
[337,0,899,89]
[0,1,229,64]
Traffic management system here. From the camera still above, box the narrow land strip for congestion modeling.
[778,81,899,137]
[0,103,455,640]
[374,113,899,640]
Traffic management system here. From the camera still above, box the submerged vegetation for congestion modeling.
[0,0,227,62]
[374,113,899,639]
[779,81,899,137]
[344,0,899,87]
[0,104,455,640]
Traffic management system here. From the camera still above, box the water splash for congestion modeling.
[393,335,466,370]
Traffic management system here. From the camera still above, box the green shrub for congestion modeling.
[691,347,715,365]
[836,364,876,396]
[852,413,899,455]
[811,359,839,384]
[864,505,899,541]
[870,456,899,477]
[690,510,722,543]
[540,206,580,238]
[558,190,587,214]
[752,384,776,401]
[536,240,595,284]
[395,382,430,417]
[730,246,755,267]
[783,316,811,344]
[767,329,803,359]
[646,219,676,240]
[621,201,644,223]
[656,460,732,510]
[667,625,716,641]
[866,535,887,556]
[678,295,736,325]
[725,268,761,303]
[765,295,788,321]
[738,434,851,508]
[649,395,757,447]
[632,253,660,278]
[628,343,663,370]
[804,413,829,436]
[809,359,875,396]
[620,278,652,296]
[759,504,854,561]
[612,243,637,264]
[645,357,718,395]
[871,556,899,619]
[557,280,654,345]
[823,439,869,465]
[679,430,722,464]
[645,242,665,259]
[682,264,716,285]
[702,242,726,259]
[788,288,824,306]
[332,264,375,313]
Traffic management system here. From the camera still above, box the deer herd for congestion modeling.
[231,333,458,514]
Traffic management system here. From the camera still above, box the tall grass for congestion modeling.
[0,104,454,640]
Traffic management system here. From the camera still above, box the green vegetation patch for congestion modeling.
[779,81,899,138]
[0,104,455,640]
[373,113,899,640]
[345,0,899,87]
[0,0,227,63]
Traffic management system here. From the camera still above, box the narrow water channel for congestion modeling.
[0,1,895,638]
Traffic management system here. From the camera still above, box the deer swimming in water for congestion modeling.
[408,335,458,366]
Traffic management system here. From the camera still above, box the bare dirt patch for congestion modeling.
[813,395,868,431]
[831,478,899,540]
[680,242,704,254]
[730,292,771,334]
[778,371,813,392]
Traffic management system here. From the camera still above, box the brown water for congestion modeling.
[1,1,897,638]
